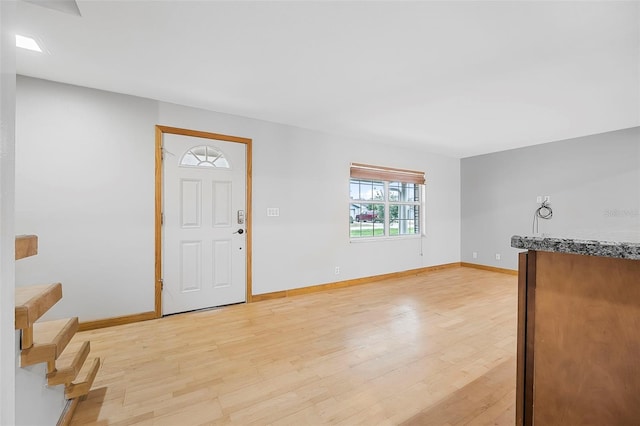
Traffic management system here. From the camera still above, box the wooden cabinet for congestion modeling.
[516,250,640,425]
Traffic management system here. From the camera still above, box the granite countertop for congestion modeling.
[511,235,640,260]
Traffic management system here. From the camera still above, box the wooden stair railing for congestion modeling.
[15,234,101,426]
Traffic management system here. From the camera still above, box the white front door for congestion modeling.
[162,132,246,315]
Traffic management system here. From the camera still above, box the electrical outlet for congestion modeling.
[495,253,501,260]
[472,252,478,259]
[543,195,551,203]
[334,266,340,275]
[536,196,542,203]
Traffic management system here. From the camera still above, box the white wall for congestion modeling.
[16,76,158,321]
[461,127,640,270]
[158,102,461,294]
[3,9,65,426]
[15,359,66,426]
[0,1,16,423]
[16,76,461,321]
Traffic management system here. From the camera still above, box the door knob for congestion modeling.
[233,229,244,234]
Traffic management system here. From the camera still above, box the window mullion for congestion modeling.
[384,181,390,236]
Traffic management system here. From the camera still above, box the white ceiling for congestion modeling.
[15,0,640,158]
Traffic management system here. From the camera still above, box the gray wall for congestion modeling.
[0,1,16,423]
[461,127,640,270]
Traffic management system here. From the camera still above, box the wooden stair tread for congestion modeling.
[47,340,91,386]
[15,283,63,330]
[57,398,80,426]
[21,318,79,370]
[15,234,38,260]
[65,357,100,400]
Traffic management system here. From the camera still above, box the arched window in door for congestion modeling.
[180,145,230,169]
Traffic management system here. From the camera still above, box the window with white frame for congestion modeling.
[349,163,425,239]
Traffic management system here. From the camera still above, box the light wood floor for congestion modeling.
[71,267,517,425]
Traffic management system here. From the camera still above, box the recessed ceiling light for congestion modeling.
[16,35,42,52]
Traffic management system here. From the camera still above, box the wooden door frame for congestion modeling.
[154,125,253,318]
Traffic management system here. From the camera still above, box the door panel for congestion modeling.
[181,179,202,228]
[212,181,232,226]
[213,239,231,287]
[180,241,202,292]
[163,133,246,315]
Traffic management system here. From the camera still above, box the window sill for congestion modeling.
[349,234,424,243]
